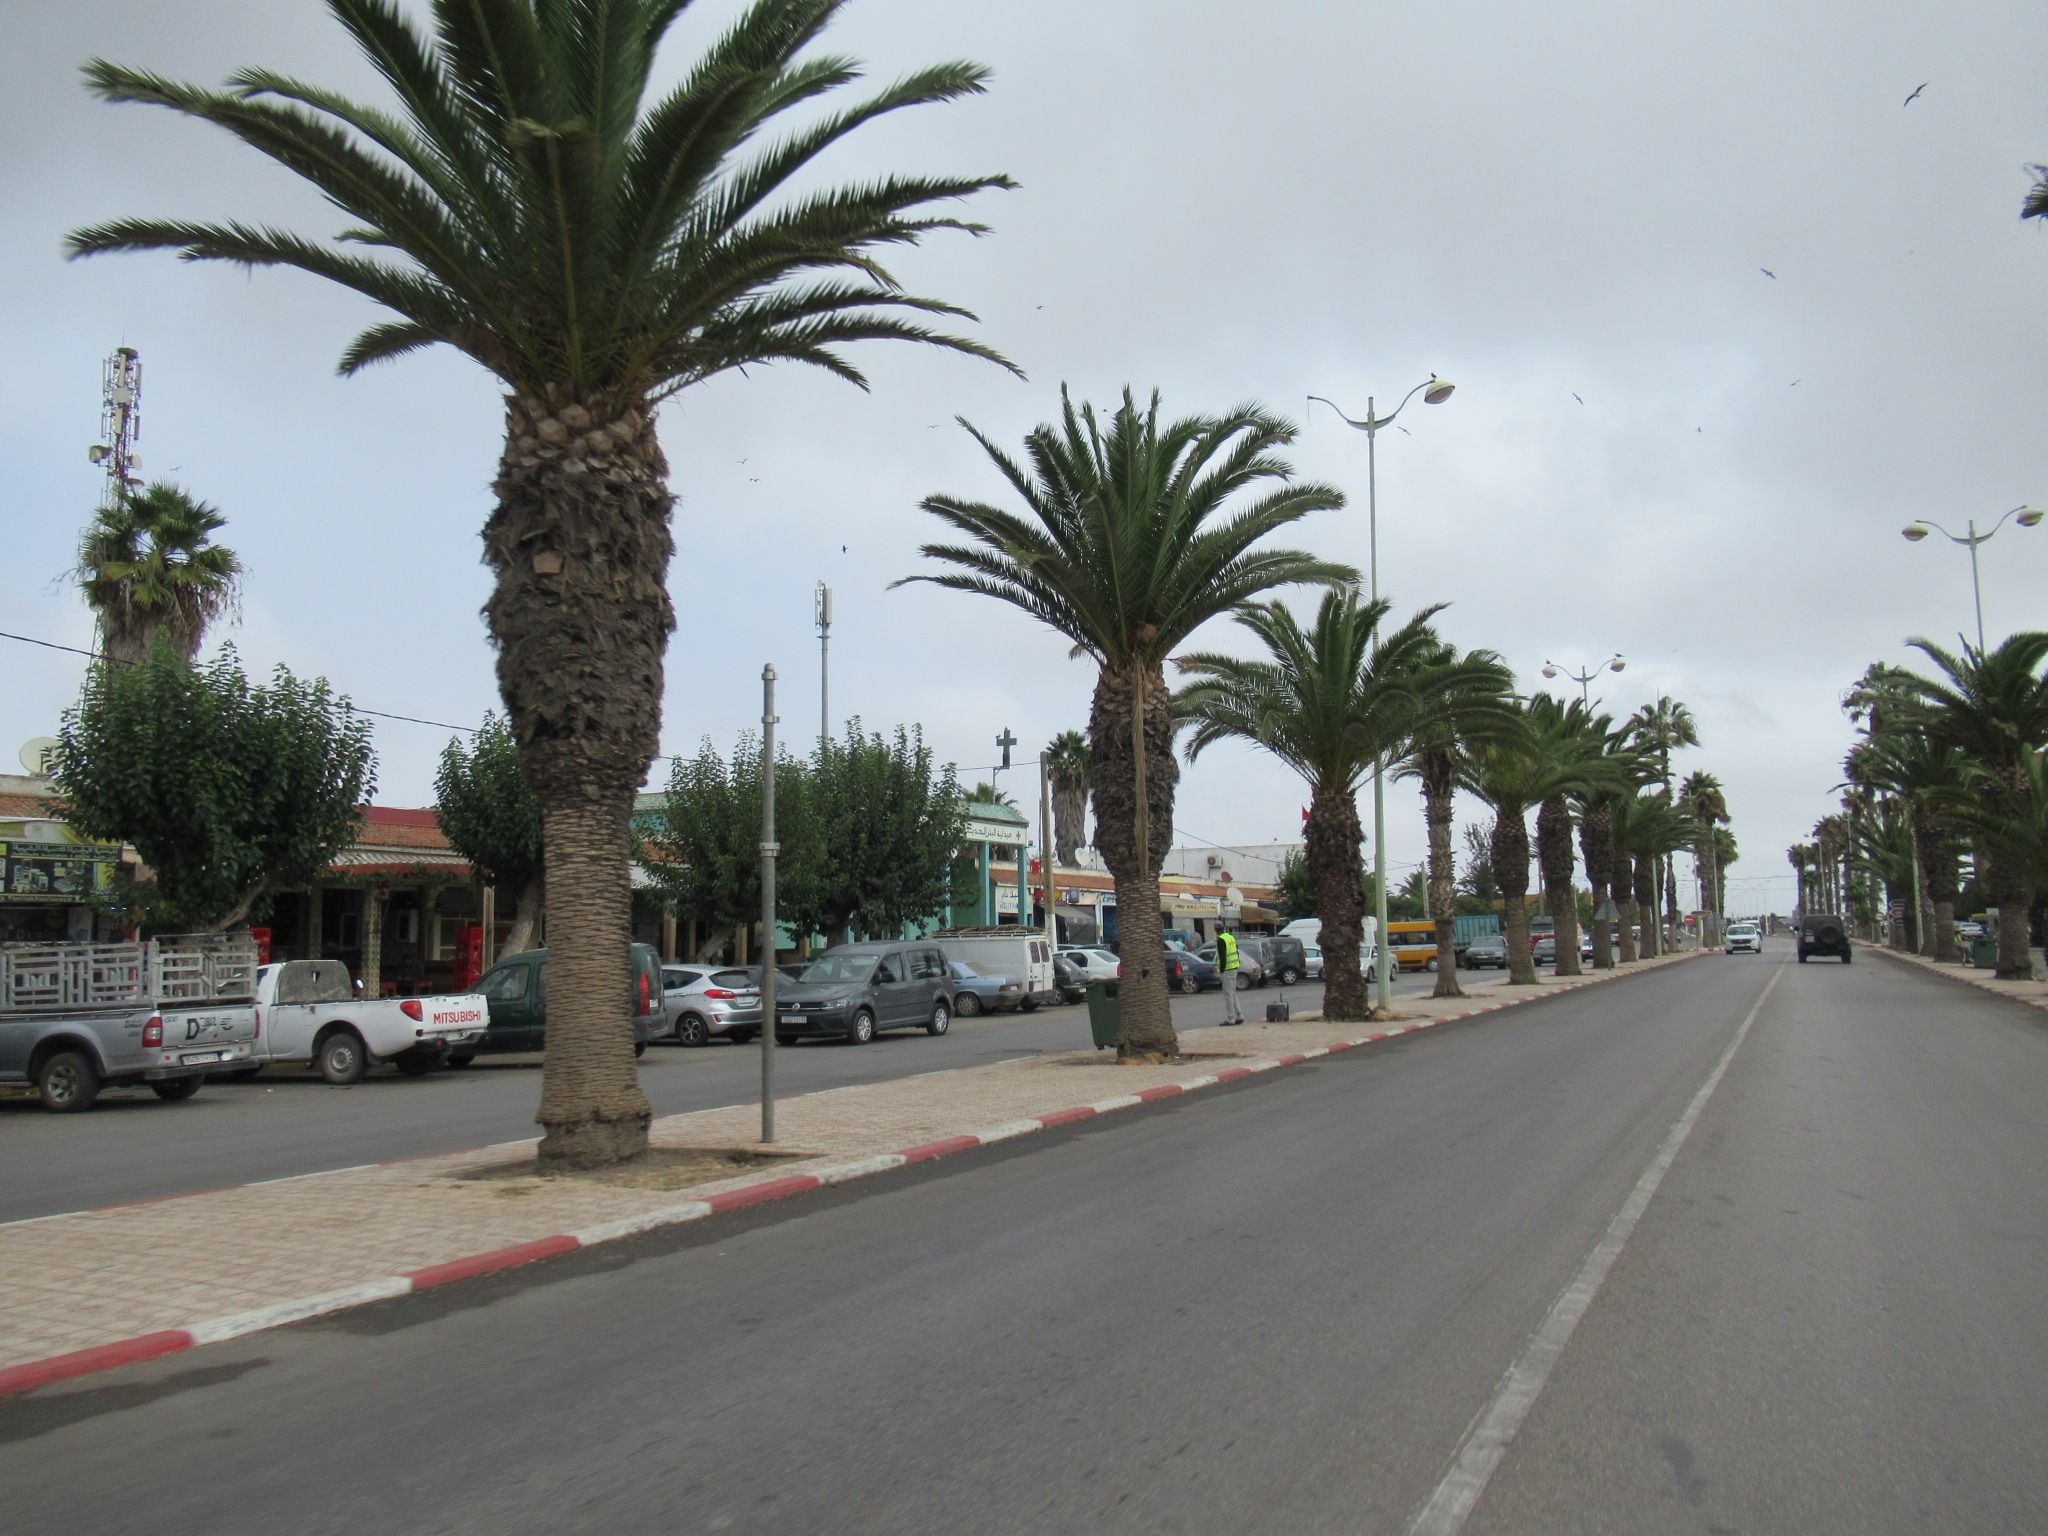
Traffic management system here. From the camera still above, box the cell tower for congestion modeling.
[87,345,142,509]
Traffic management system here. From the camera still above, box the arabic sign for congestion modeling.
[0,840,121,904]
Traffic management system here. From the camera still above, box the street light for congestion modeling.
[1542,653,1626,704]
[1901,506,2044,651]
[1308,374,1456,1016]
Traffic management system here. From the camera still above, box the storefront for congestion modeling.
[0,826,126,944]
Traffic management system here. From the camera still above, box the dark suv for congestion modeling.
[773,941,954,1044]
[1241,935,1308,985]
[1797,913,1851,964]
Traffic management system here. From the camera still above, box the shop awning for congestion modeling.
[1161,896,1213,918]
[1235,903,1283,926]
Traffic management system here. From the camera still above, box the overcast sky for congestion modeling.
[5,0,2046,913]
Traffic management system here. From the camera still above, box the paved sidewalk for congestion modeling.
[1861,939,2048,1013]
[1,950,1703,1395]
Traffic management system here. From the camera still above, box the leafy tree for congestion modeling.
[435,713,544,954]
[72,481,243,665]
[1459,822,1499,904]
[55,643,374,932]
[1389,865,1428,919]
[1177,591,1440,1021]
[900,388,1349,1057]
[1045,729,1091,866]
[72,1,1016,1169]
[790,721,962,944]
[644,734,815,959]
[1275,847,1315,920]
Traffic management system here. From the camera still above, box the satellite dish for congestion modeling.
[19,737,59,776]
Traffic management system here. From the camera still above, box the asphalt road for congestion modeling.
[0,968,1445,1222]
[8,941,2045,1532]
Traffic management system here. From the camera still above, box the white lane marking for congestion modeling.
[1407,959,1787,1536]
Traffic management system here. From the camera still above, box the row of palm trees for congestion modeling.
[902,388,1729,1053]
[1830,635,2048,978]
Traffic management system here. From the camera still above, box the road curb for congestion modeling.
[1861,940,2048,1013]
[2,950,1706,1399]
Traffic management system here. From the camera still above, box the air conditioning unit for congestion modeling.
[1205,853,1221,870]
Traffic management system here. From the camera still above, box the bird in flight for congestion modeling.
[749,477,760,483]
[1789,379,1802,387]
[1760,268,1776,279]
[1572,392,1584,405]
[1903,82,1927,106]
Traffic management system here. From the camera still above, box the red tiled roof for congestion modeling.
[0,794,57,818]
[355,806,454,851]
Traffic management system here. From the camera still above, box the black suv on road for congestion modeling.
[1798,913,1851,964]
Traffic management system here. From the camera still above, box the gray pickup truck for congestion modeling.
[0,935,260,1111]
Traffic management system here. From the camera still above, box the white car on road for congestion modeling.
[1058,947,1122,983]
[1725,923,1763,955]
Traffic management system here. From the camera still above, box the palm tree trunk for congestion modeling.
[1633,852,1659,957]
[487,391,672,1169]
[1424,755,1463,999]
[1580,808,1614,970]
[1663,855,1679,951]
[1089,661,1178,1058]
[1308,780,1369,1020]
[1615,851,1638,964]
[1493,809,1538,985]
[1985,850,2035,980]
[1539,795,1582,976]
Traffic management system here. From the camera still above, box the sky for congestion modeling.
[4,0,2045,916]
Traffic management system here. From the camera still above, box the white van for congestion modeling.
[933,927,1056,1009]
[1280,917,1380,981]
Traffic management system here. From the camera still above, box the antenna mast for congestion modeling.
[88,345,142,508]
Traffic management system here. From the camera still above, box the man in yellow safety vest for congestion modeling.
[1217,927,1243,1025]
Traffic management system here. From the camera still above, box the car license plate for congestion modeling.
[180,1051,225,1065]
[780,1014,803,1025]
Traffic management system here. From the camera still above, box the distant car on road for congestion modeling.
[1797,913,1851,964]
[1531,935,1557,967]
[946,960,1024,1016]
[1059,947,1121,984]
[1165,949,1221,994]
[1464,934,1509,969]
[1724,924,1762,956]
[1195,942,1266,988]
[1051,953,1088,1005]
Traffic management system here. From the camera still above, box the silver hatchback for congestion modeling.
[662,965,765,1046]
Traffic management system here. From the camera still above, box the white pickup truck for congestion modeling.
[243,960,488,1084]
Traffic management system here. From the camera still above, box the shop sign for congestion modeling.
[0,840,121,904]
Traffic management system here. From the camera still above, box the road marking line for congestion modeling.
[1407,959,1787,1536]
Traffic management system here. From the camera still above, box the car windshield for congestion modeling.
[799,953,878,985]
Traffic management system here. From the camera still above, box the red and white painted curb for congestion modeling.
[0,953,1701,1400]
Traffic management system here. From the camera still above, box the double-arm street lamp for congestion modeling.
[1308,375,1456,1015]
[1543,653,1625,705]
[1901,506,2044,652]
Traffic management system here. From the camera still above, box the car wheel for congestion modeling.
[1842,951,1853,965]
[1798,949,1808,963]
[151,1076,204,1101]
[634,1040,648,1058]
[1178,974,1200,995]
[728,1029,758,1045]
[927,1001,951,1037]
[1020,996,1038,1012]
[447,1053,476,1069]
[394,1050,440,1077]
[37,1050,101,1113]
[954,992,981,1017]
[776,1034,797,1047]
[674,1013,710,1048]
[1425,957,1439,973]
[846,1010,875,1045]
[316,1029,369,1086]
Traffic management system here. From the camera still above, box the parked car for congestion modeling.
[1,934,259,1112]
[934,927,1056,1009]
[1164,948,1221,994]
[1059,946,1122,984]
[1302,943,1323,979]
[1955,920,1986,941]
[1195,943,1266,988]
[1465,934,1509,969]
[240,960,488,1083]
[1723,924,1763,956]
[464,943,670,1061]
[1051,953,1088,1005]
[1798,912,1851,964]
[947,960,1024,1016]
[662,964,764,1046]
[774,941,954,1044]
[1241,935,1308,985]
[1531,935,1558,967]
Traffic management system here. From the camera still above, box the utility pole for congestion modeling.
[814,583,832,749]
[759,664,780,1144]
[1039,751,1054,939]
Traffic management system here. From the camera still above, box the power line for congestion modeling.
[0,628,477,735]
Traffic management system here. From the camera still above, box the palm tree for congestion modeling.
[2026,163,2048,221]
[1533,697,1608,976]
[1570,717,1644,970]
[1855,730,1968,959]
[1459,704,1593,985]
[1787,843,1807,914]
[1044,730,1091,866]
[1179,593,1451,1020]
[1681,771,1729,942]
[1627,696,1698,951]
[1936,749,2048,977]
[71,1,1017,1169]
[1900,633,2048,977]
[73,482,243,664]
[1394,642,1517,997]
[1615,792,1691,960]
[900,388,1350,1056]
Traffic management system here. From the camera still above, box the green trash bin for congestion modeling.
[1970,935,1999,969]
[1085,979,1122,1049]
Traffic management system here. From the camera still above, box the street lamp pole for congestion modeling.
[1901,506,2043,652]
[814,583,832,748]
[1542,654,1626,705]
[1308,376,1455,1016]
